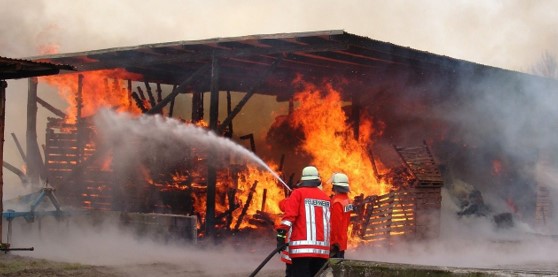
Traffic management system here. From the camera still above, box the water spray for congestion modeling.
[256,162,291,192]
[95,109,292,191]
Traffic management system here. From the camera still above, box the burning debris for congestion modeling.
[34,69,417,244]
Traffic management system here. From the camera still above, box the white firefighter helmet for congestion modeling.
[331,173,350,192]
[300,166,320,181]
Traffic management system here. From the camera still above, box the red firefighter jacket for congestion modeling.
[330,193,353,251]
[278,198,291,264]
[278,187,331,259]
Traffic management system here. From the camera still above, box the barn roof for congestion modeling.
[29,30,550,101]
[0,56,74,80]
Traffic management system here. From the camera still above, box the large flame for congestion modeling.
[232,163,285,227]
[39,69,143,122]
[290,79,390,196]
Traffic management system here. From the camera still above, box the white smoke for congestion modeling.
[4,215,283,276]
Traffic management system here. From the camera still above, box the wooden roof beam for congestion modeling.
[218,56,283,133]
[146,63,211,114]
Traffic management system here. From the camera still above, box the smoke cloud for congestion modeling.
[2,0,558,274]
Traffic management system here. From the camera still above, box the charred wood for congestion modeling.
[147,63,210,115]
[261,188,267,212]
[10,133,26,163]
[226,188,237,228]
[137,86,146,101]
[278,154,285,171]
[36,97,66,119]
[169,85,177,117]
[131,92,148,113]
[367,147,382,182]
[209,54,220,131]
[191,90,203,122]
[26,77,46,183]
[127,80,133,108]
[240,134,256,153]
[249,211,275,227]
[218,56,283,133]
[225,90,233,137]
[144,81,156,107]
[3,161,26,183]
[233,180,258,233]
[156,83,162,103]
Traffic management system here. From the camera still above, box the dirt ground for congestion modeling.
[0,254,121,277]
[0,253,285,277]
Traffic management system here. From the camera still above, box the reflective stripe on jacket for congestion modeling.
[279,187,331,259]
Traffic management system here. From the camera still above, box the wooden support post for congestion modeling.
[209,54,220,131]
[76,74,84,164]
[144,81,156,108]
[218,56,282,133]
[26,77,45,184]
[288,97,294,115]
[0,80,6,244]
[156,83,162,103]
[169,85,177,118]
[127,80,133,109]
[226,90,233,137]
[206,54,220,238]
[191,90,203,122]
[36,96,66,118]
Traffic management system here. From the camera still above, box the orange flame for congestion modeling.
[39,70,143,123]
[37,43,60,55]
[232,163,285,228]
[290,79,390,196]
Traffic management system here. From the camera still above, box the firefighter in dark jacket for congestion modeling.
[276,166,331,277]
[329,172,353,259]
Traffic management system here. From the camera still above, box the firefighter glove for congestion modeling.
[276,229,287,251]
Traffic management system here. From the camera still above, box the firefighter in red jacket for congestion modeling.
[329,172,353,259]
[278,196,292,276]
[276,166,331,277]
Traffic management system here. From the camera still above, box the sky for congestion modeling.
[1,0,557,70]
[0,0,557,194]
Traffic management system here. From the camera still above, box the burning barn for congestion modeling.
[8,30,558,245]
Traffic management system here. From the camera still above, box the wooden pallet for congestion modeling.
[44,117,113,210]
[353,187,442,247]
[394,141,443,188]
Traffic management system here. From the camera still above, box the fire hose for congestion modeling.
[248,242,288,277]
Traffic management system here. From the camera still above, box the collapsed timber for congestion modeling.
[40,111,444,245]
